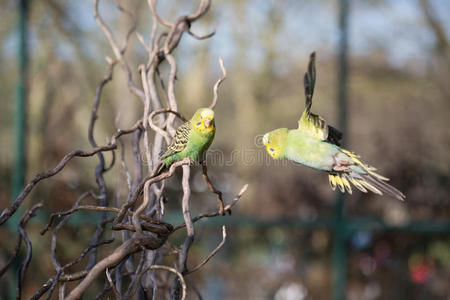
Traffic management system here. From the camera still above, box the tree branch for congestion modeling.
[185,226,227,275]
[210,57,227,109]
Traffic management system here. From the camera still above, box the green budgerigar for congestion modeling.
[263,52,405,200]
[158,107,215,173]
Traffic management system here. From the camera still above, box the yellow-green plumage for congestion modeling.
[263,52,405,201]
[158,108,215,173]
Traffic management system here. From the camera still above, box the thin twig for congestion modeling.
[28,238,114,300]
[186,0,211,22]
[173,184,248,232]
[140,64,154,172]
[210,57,227,109]
[42,205,172,236]
[147,0,173,27]
[46,192,93,300]
[140,265,187,300]
[136,32,151,53]
[187,27,216,40]
[106,268,122,299]
[94,0,144,100]
[164,53,179,137]
[16,203,43,300]
[0,231,23,278]
[65,234,166,300]
[148,108,187,145]
[114,1,137,54]
[185,226,227,275]
[0,121,143,226]
[202,163,227,215]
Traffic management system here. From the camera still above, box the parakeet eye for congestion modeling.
[267,141,271,144]
[196,122,201,125]
[269,148,274,152]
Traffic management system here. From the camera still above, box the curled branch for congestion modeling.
[0,202,42,277]
[210,57,227,109]
[185,226,227,275]
[187,26,216,40]
[0,120,143,226]
[187,0,211,22]
[128,157,193,232]
[94,0,144,100]
[28,238,114,300]
[66,234,166,300]
[147,0,173,27]
[140,64,154,172]
[140,265,187,300]
[42,205,173,236]
[16,203,44,299]
[148,108,186,145]
[105,268,121,299]
[202,163,227,215]
[174,183,248,232]
[6,1,248,298]
[0,232,22,278]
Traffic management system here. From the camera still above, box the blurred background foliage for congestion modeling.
[0,0,449,299]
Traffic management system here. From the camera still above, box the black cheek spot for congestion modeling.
[196,122,201,125]
[269,148,274,152]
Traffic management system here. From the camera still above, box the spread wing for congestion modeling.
[297,52,343,146]
[160,121,191,159]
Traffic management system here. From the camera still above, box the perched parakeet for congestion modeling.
[263,52,405,200]
[158,107,215,173]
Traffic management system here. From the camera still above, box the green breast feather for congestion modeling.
[158,107,215,173]
[284,130,339,171]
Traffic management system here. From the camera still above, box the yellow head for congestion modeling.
[191,108,215,134]
[262,128,289,159]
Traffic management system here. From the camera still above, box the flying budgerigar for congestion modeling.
[262,52,405,200]
[158,107,215,174]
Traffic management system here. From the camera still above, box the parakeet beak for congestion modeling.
[203,117,213,128]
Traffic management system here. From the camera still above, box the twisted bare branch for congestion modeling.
[185,226,227,275]
[66,234,166,300]
[94,0,144,100]
[147,0,173,27]
[202,163,227,215]
[174,184,248,232]
[140,265,187,300]
[0,120,143,226]
[1,1,248,299]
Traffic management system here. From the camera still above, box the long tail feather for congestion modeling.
[361,173,405,201]
[329,171,405,200]
[328,174,337,191]
[349,177,368,193]
[341,149,390,181]
[329,173,352,194]
[330,149,406,201]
